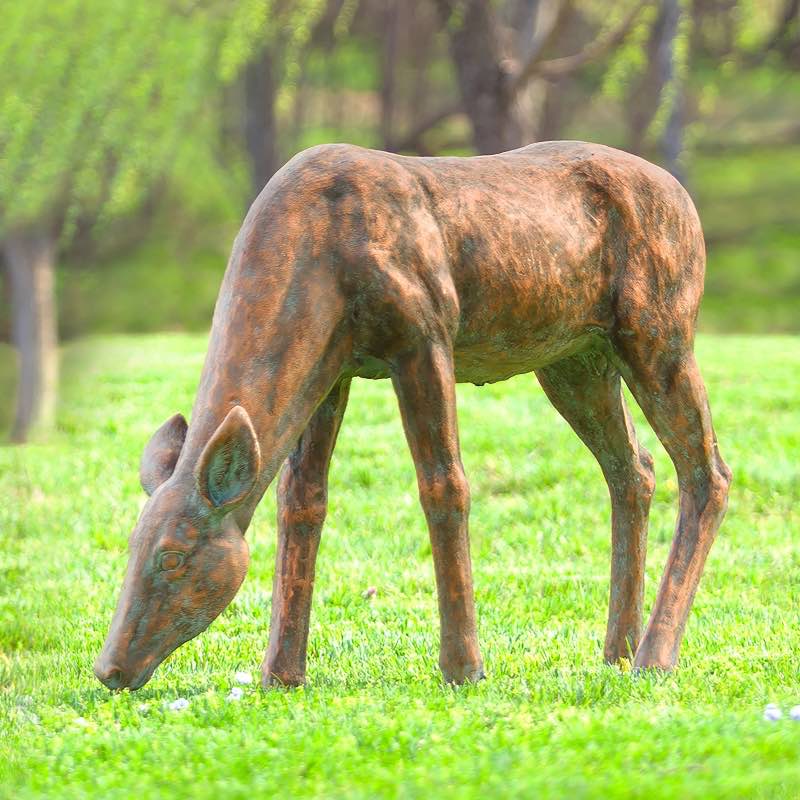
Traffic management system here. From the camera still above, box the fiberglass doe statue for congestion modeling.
[95,141,731,690]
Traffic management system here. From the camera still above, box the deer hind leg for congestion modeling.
[262,379,351,688]
[391,341,484,684]
[614,340,732,671]
[537,350,655,664]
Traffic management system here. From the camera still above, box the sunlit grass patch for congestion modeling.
[1,333,799,799]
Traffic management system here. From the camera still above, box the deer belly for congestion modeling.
[450,259,611,384]
[452,325,602,384]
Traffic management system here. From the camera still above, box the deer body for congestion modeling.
[96,142,731,691]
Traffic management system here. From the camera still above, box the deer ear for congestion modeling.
[195,406,260,510]
[140,413,188,495]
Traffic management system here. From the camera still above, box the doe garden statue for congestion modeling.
[94,140,732,691]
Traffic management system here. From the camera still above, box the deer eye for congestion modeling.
[159,551,185,572]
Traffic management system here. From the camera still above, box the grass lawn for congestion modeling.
[1,333,799,799]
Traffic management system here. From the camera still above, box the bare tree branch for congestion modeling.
[387,101,463,153]
[514,0,652,88]
[398,0,651,154]
[516,0,574,71]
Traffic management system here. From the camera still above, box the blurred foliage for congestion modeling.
[0,0,328,240]
[1,0,224,238]
[1,0,798,338]
[601,4,660,100]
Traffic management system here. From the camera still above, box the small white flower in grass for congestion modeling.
[74,717,90,727]
[790,705,800,721]
[168,698,190,712]
[227,687,244,702]
[234,671,253,685]
[764,704,782,721]
[137,703,149,714]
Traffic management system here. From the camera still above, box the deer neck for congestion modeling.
[175,246,350,532]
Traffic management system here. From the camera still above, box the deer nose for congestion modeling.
[94,656,127,690]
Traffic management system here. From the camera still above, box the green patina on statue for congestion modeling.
[95,141,731,691]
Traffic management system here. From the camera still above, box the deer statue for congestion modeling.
[94,141,731,691]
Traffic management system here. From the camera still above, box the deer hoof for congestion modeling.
[261,668,306,689]
[441,662,485,685]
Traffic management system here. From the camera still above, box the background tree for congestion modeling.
[404,0,653,154]
[0,0,330,441]
[2,0,798,438]
[228,0,357,200]
[624,0,686,179]
[1,1,228,440]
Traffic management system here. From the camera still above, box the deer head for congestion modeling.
[94,406,259,690]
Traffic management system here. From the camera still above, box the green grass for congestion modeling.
[1,333,799,799]
[694,145,800,334]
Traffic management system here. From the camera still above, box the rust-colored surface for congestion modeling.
[95,141,731,690]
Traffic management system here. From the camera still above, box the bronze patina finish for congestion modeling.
[95,141,731,691]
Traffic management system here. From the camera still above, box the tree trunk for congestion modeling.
[661,78,685,184]
[537,79,569,141]
[655,0,685,182]
[435,0,523,154]
[627,0,685,183]
[627,3,670,155]
[244,46,280,203]
[380,0,401,149]
[3,229,58,442]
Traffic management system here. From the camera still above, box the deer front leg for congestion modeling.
[392,342,484,684]
[262,379,351,688]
